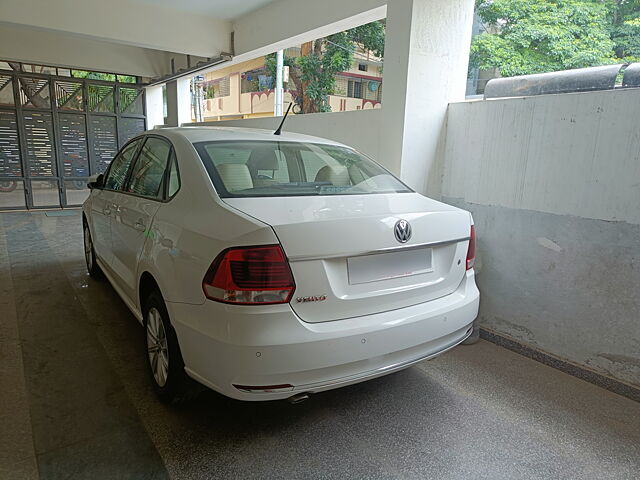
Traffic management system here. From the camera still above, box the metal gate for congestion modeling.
[0,63,146,210]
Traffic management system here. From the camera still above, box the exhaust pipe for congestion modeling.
[287,392,310,404]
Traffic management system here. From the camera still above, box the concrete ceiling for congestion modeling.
[131,0,277,20]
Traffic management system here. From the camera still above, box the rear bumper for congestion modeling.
[168,271,479,401]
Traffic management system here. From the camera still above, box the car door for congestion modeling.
[110,136,173,302]
[90,138,142,265]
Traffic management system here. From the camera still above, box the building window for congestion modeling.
[334,76,348,96]
[241,68,271,93]
[358,64,368,72]
[204,76,231,99]
[347,79,363,99]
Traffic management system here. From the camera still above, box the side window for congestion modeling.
[104,139,141,191]
[167,152,180,198]
[127,137,172,199]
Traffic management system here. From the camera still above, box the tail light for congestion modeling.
[466,225,476,270]
[203,245,295,305]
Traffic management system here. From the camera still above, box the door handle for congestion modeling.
[134,221,146,232]
[103,207,111,216]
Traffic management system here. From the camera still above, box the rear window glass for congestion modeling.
[194,140,411,198]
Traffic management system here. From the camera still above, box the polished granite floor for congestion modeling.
[1,210,639,480]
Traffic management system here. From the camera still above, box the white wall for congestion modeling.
[443,90,640,225]
[197,109,385,169]
[441,88,640,388]
[0,0,231,57]
[145,85,165,129]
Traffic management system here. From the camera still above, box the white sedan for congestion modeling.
[82,126,479,403]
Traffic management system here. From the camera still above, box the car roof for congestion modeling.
[149,126,346,147]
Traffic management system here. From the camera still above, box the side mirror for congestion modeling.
[88,174,104,190]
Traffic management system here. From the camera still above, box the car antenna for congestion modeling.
[274,102,293,136]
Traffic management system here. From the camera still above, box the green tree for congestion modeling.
[471,0,622,77]
[204,84,216,100]
[607,0,640,62]
[71,70,117,81]
[266,20,385,113]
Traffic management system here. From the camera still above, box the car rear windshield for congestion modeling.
[194,140,412,198]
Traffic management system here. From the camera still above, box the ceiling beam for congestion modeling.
[0,0,232,57]
[232,0,386,56]
[0,23,179,77]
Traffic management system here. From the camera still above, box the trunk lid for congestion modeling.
[224,193,471,323]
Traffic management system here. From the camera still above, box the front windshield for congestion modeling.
[194,140,412,198]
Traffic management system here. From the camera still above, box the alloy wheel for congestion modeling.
[83,226,93,271]
[146,307,169,387]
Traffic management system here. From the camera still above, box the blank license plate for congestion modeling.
[347,248,433,285]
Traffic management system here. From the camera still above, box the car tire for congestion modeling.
[462,324,480,345]
[83,221,103,279]
[143,289,194,404]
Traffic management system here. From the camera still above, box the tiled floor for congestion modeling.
[1,211,639,480]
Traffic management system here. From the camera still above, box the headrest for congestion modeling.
[247,147,279,172]
[348,164,366,184]
[216,163,253,192]
[314,165,351,186]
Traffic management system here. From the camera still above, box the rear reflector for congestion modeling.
[466,225,476,270]
[203,245,295,305]
[233,384,294,393]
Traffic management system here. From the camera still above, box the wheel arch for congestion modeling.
[139,271,162,320]
[81,201,94,231]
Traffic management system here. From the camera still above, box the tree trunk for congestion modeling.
[287,68,303,106]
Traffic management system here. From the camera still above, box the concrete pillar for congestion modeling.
[381,0,475,194]
[275,49,284,116]
[165,77,193,126]
[144,84,164,129]
[230,73,241,114]
[165,81,178,127]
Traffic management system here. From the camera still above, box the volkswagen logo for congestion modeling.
[394,219,412,243]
